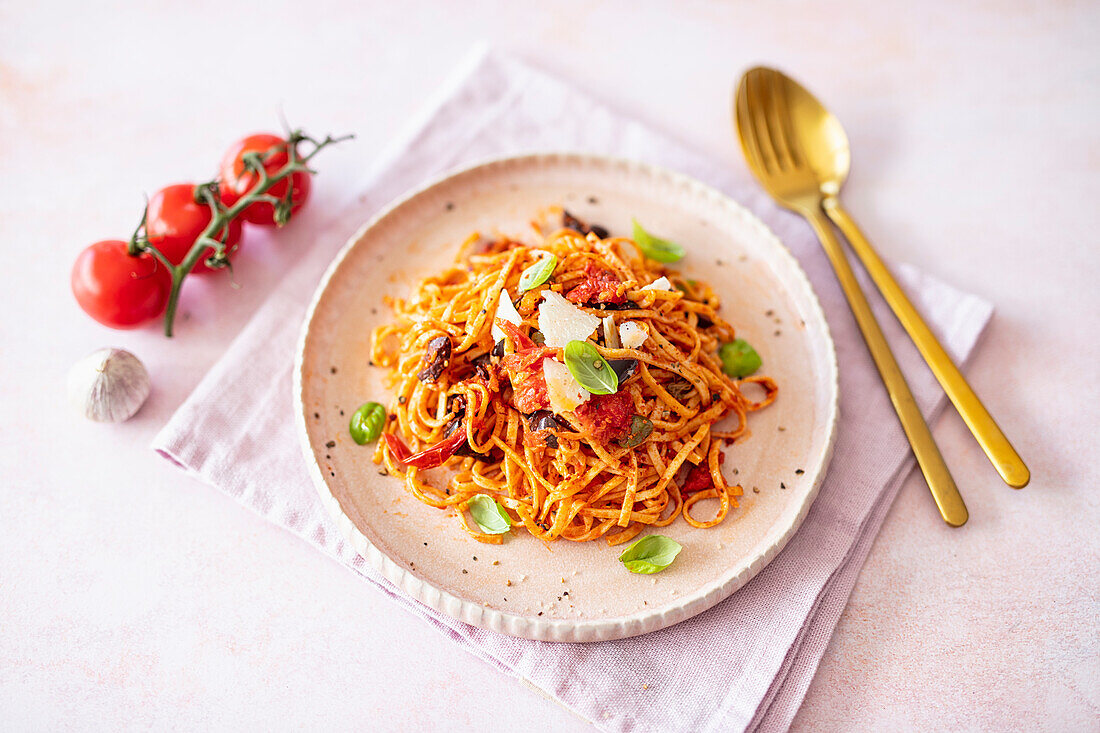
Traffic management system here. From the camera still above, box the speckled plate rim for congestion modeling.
[294,153,839,642]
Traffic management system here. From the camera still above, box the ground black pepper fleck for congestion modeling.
[765,309,774,317]
[325,440,336,448]
[795,468,804,475]
[780,482,787,490]
[330,471,335,477]
[462,569,468,574]
[314,412,320,419]
[588,196,598,204]
[753,486,760,493]
[325,454,330,460]
[445,202,454,211]
[473,556,478,561]
[774,329,781,336]
[330,366,337,374]
[424,542,428,546]
[339,410,344,416]
[716,259,724,266]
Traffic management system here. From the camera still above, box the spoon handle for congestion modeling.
[822,199,1030,489]
[803,209,969,526]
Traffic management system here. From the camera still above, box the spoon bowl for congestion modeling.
[781,73,851,197]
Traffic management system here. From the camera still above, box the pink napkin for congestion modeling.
[153,48,993,732]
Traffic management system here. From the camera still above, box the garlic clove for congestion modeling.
[68,348,151,423]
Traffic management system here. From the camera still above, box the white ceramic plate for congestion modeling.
[295,154,838,642]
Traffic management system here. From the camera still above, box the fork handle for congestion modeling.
[804,209,968,526]
[822,198,1029,489]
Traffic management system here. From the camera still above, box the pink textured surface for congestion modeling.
[1,2,1097,730]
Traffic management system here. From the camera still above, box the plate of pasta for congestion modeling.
[295,154,838,641]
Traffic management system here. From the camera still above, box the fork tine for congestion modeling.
[735,77,768,176]
[745,68,779,174]
[765,69,802,169]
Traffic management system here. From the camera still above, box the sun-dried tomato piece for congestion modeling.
[571,391,633,443]
[497,321,553,414]
[565,261,627,306]
[681,452,726,495]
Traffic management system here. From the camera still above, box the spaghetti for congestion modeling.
[370,211,777,545]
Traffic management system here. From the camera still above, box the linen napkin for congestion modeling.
[153,47,993,733]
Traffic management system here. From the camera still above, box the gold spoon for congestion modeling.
[738,66,1029,490]
[735,67,969,526]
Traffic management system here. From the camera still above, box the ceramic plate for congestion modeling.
[295,154,838,642]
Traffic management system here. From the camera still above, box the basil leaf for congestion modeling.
[563,340,618,395]
[349,402,386,445]
[632,219,685,263]
[618,415,653,448]
[618,534,682,574]
[518,254,558,292]
[468,494,512,534]
[719,338,762,378]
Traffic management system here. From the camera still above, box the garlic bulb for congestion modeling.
[68,348,150,422]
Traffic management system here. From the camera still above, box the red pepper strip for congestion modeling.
[498,319,537,352]
[382,433,412,463]
[383,429,468,470]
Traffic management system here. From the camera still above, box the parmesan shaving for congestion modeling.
[537,290,599,348]
[543,358,591,414]
[619,321,649,349]
[491,288,522,341]
[602,315,620,349]
[641,276,673,292]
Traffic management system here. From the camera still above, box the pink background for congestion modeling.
[2,1,1097,729]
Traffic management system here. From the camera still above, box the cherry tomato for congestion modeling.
[146,183,244,274]
[72,240,172,329]
[218,133,312,226]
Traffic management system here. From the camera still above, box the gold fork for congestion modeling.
[735,67,969,526]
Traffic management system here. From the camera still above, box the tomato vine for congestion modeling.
[126,129,351,336]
